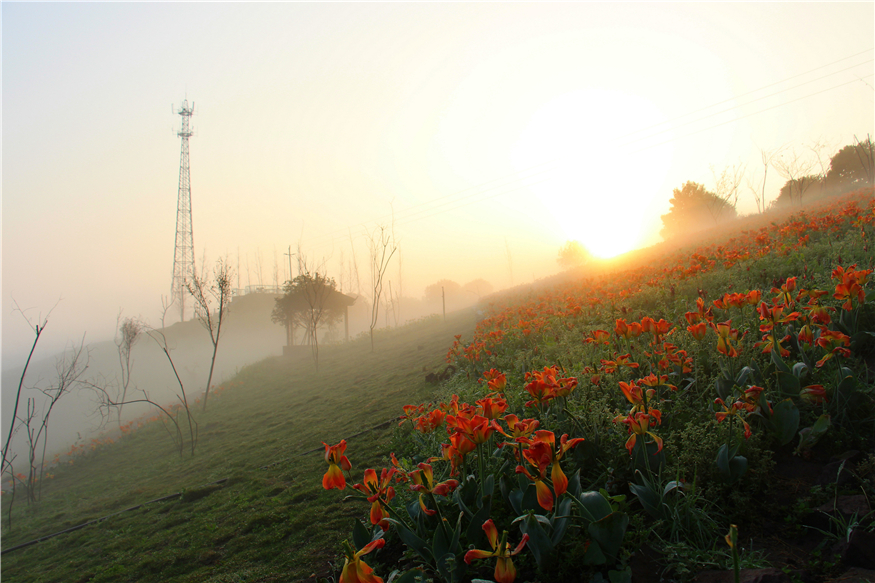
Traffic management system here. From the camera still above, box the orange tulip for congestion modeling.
[340,539,386,583]
[353,468,397,531]
[464,520,529,583]
[322,440,352,490]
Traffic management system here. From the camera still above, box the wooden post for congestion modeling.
[442,286,446,321]
[344,305,349,342]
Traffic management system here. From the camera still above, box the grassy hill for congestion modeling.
[3,188,875,583]
[1,309,477,582]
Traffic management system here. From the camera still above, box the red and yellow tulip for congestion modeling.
[340,538,386,583]
[322,440,352,490]
[464,519,529,583]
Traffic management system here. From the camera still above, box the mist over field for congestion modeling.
[1,0,872,528]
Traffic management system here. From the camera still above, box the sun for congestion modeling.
[511,88,674,258]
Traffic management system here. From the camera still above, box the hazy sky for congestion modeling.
[2,3,873,367]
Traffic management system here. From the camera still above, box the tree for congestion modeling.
[2,304,50,479]
[462,279,493,299]
[366,225,397,352]
[188,257,233,411]
[773,148,818,205]
[710,163,745,221]
[557,240,591,268]
[10,336,88,511]
[746,146,782,214]
[271,271,343,370]
[660,181,737,239]
[773,175,821,208]
[425,279,462,302]
[113,315,141,427]
[0,304,89,523]
[88,301,197,457]
[824,136,874,193]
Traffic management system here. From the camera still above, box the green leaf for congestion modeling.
[519,513,554,569]
[568,469,582,499]
[735,366,753,387]
[521,483,541,513]
[574,490,613,522]
[386,519,432,563]
[835,375,857,410]
[791,362,809,379]
[716,444,747,483]
[481,474,495,499]
[728,455,748,482]
[454,475,478,514]
[771,348,790,374]
[551,497,573,547]
[777,371,801,398]
[715,377,734,401]
[583,538,608,565]
[507,488,524,516]
[663,480,683,496]
[499,475,510,502]
[449,511,463,555]
[406,498,421,521]
[352,519,371,550]
[392,569,427,583]
[749,358,765,384]
[435,552,458,583]
[465,497,492,546]
[432,521,451,560]
[770,398,800,446]
[587,511,629,563]
[796,414,831,455]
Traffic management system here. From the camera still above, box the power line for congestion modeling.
[364,74,875,242]
[297,50,875,253]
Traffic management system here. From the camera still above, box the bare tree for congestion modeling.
[245,252,252,290]
[113,314,141,427]
[808,138,838,199]
[236,246,242,292]
[853,134,875,187]
[710,163,745,222]
[255,248,265,289]
[2,303,54,526]
[396,246,403,325]
[366,224,397,351]
[348,227,362,296]
[94,299,195,455]
[746,146,781,214]
[2,302,53,477]
[20,337,89,506]
[272,245,280,290]
[774,148,818,205]
[188,257,233,411]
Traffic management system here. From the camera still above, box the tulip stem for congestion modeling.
[477,443,486,497]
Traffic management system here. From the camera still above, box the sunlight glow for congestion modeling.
[512,89,675,258]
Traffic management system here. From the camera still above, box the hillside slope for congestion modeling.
[1,308,477,582]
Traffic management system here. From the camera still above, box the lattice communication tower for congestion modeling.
[171,99,195,322]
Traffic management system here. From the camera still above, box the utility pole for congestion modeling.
[284,246,294,285]
[170,99,196,322]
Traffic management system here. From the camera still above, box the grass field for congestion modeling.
[1,310,477,582]
[3,189,875,583]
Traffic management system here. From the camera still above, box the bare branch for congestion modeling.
[187,257,233,411]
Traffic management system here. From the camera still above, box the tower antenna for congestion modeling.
[170,99,196,322]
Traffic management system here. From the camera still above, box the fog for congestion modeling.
[3,3,873,470]
[0,284,501,467]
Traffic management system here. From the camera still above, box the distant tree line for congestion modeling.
[659,136,873,239]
